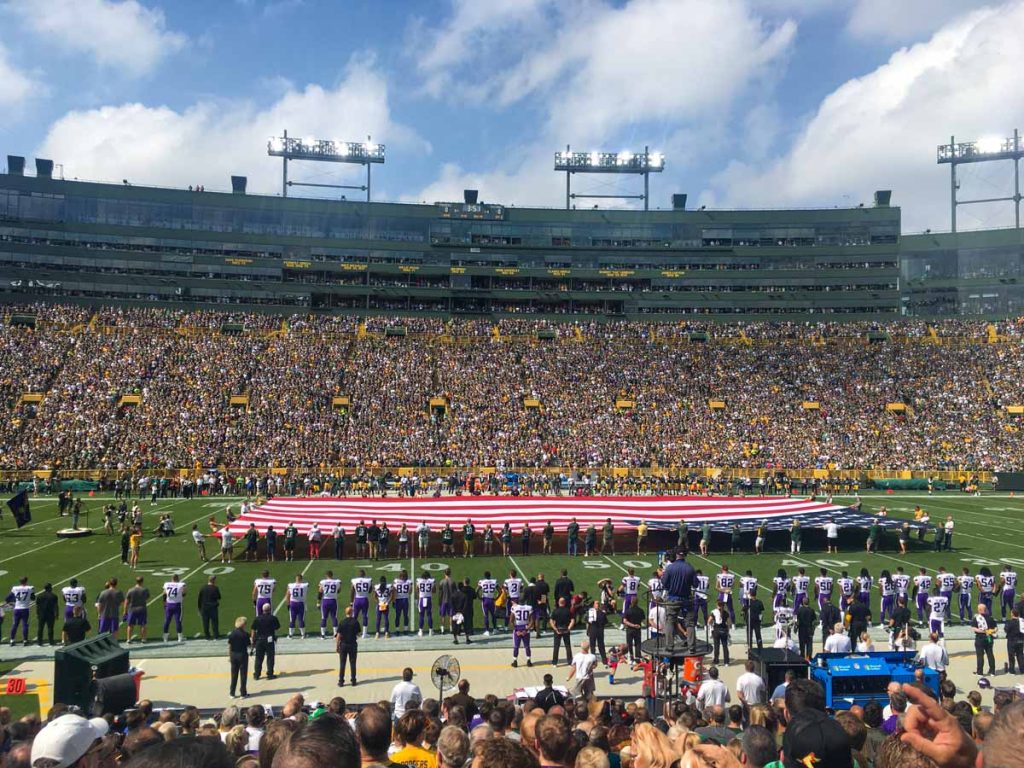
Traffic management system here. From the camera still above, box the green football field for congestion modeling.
[2,492,1024,643]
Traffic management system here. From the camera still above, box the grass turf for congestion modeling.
[2,492,1024,643]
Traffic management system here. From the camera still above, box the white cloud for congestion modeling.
[38,59,421,195]
[0,42,38,109]
[6,0,185,75]
[413,0,552,98]
[710,3,1024,232]
[413,0,797,205]
[846,0,994,43]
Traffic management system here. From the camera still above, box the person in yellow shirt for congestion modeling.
[390,710,436,768]
[129,527,143,569]
[636,521,649,555]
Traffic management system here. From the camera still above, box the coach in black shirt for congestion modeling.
[337,605,361,686]
[847,595,873,643]
[796,603,816,659]
[550,597,575,665]
[820,601,841,651]
[746,591,764,651]
[62,606,90,644]
[227,617,250,698]
[534,674,566,712]
[36,583,59,646]
[198,576,222,640]
[251,603,281,680]
[554,571,575,604]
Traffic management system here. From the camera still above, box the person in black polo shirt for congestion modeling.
[336,605,361,685]
[554,570,574,605]
[622,598,645,664]
[251,603,281,680]
[745,589,764,651]
[847,594,873,646]
[198,575,222,640]
[227,616,250,698]
[62,605,90,645]
[549,597,575,666]
[534,673,566,712]
[35,583,59,646]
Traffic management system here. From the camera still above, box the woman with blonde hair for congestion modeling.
[856,630,874,652]
[631,723,676,768]
[676,732,701,757]
[224,724,249,757]
[576,746,611,768]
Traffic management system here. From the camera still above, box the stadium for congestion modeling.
[3,9,1024,768]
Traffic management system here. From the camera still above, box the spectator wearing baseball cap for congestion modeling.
[781,680,852,768]
[30,713,109,768]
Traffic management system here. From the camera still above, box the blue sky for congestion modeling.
[0,0,1022,232]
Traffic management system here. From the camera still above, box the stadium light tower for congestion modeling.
[554,145,665,211]
[937,129,1022,232]
[267,130,385,201]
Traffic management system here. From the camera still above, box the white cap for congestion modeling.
[31,714,109,768]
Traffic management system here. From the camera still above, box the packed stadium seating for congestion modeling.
[2,303,1023,473]
[8,670,1023,768]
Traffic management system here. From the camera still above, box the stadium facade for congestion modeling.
[0,163,1022,319]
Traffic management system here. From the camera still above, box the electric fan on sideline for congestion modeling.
[430,654,461,701]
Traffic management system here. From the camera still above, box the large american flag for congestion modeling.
[226,495,898,536]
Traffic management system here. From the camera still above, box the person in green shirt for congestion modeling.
[700,522,712,555]
[463,520,475,558]
[602,518,615,555]
[567,519,580,556]
[354,521,367,560]
[441,524,455,556]
[244,524,260,561]
[677,521,687,550]
[284,523,298,562]
[790,520,802,554]
[867,521,881,553]
[730,524,742,554]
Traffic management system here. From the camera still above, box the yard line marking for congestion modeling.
[0,538,66,564]
[54,508,215,588]
[507,554,527,578]
[603,556,629,574]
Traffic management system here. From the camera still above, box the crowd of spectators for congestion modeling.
[3,670,1023,768]
[2,304,1024,472]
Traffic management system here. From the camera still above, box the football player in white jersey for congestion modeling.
[61,579,86,621]
[478,571,499,635]
[253,570,276,616]
[351,569,373,636]
[510,601,535,667]
[288,574,308,638]
[318,570,341,637]
[161,575,186,643]
[393,570,413,634]
[7,577,34,645]
[999,565,1019,619]
[416,571,435,636]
